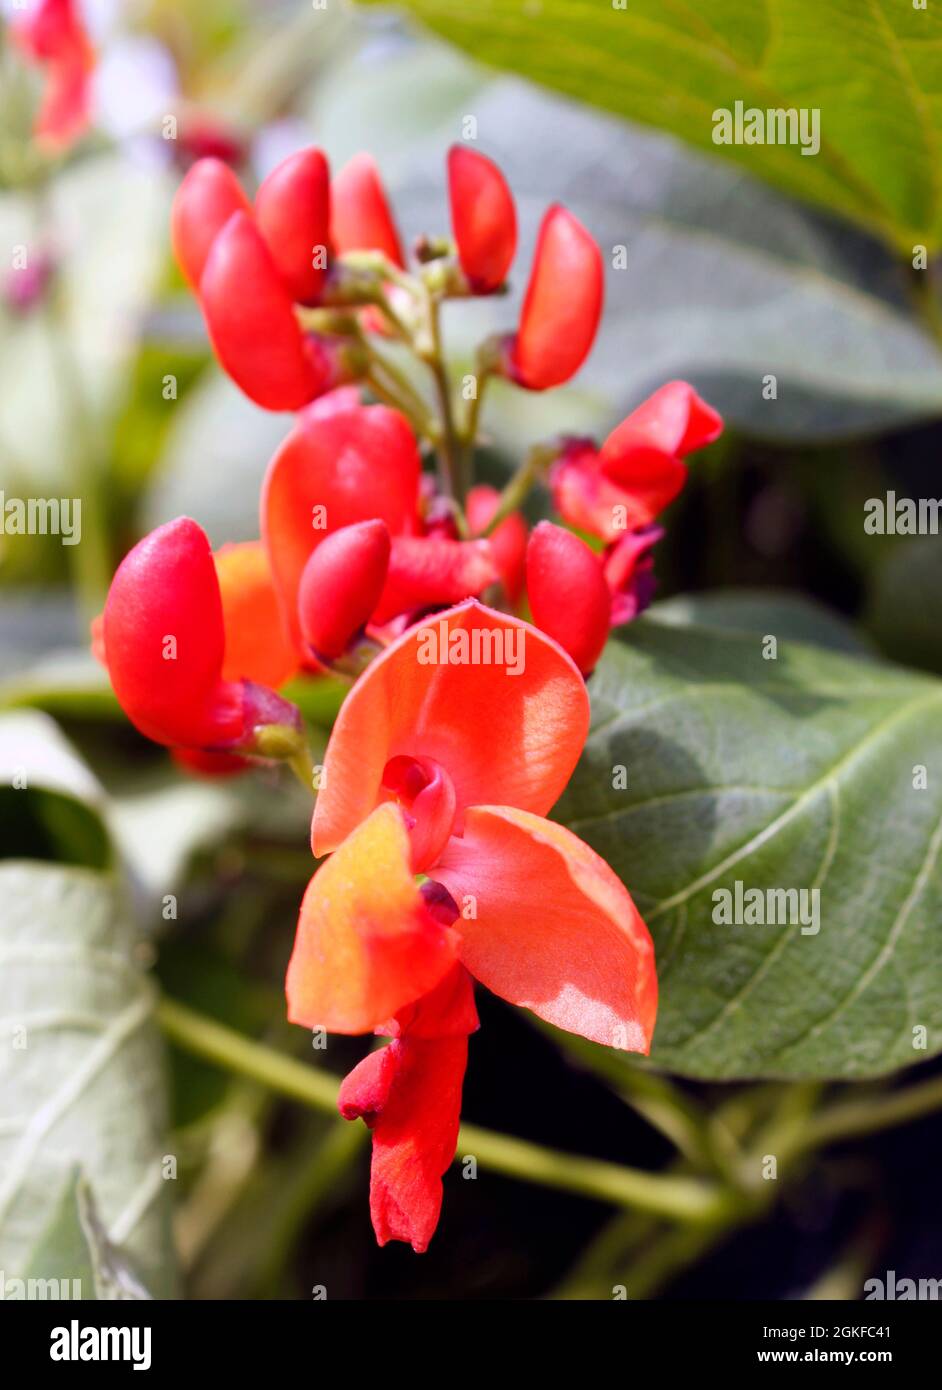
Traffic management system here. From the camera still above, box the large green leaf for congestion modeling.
[555,621,942,1079]
[369,0,942,252]
[0,862,176,1295]
[302,28,942,441]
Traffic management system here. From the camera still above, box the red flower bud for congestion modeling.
[466,483,527,603]
[262,396,422,649]
[103,518,300,753]
[199,212,333,411]
[372,537,499,626]
[526,521,610,675]
[298,520,391,660]
[255,147,331,307]
[507,205,603,390]
[447,145,516,293]
[330,153,404,267]
[171,158,252,289]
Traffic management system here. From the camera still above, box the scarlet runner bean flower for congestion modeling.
[285,600,657,1250]
[101,517,302,758]
[552,381,724,542]
[11,0,95,151]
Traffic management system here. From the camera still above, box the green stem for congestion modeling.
[156,997,730,1223]
[421,292,464,501]
[483,445,556,535]
[789,1073,942,1155]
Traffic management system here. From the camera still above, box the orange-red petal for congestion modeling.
[436,805,657,1052]
[214,541,298,688]
[285,803,458,1034]
[312,601,589,856]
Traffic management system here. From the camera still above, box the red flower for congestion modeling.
[526,521,611,676]
[553,382,723,542]
[447,145,517,293]
[504,206,603,390]
[102,518,300,753]
[12,0,94,151]
[199,211,341,411]
[285,601,657,1250]
[261,392,422,653]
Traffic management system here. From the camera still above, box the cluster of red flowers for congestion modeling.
[98,139,722,1250]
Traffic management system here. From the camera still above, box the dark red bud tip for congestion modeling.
[171,158,251,289]
[255,146,331,307]
[199,211,329,411]
[298,519,391,660]
[447,144,517,293]
[511,205,603,390]
[337,1047,398,1128]
[420,879,460,929]
[526,520,610,676]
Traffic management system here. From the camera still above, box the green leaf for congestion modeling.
[0,710,111,868]
[370,0,942,252]
[22,1168,151,1300]
[0,861,176,1295]
[318,29,942,440]
[556,620,942,1079]
[648,589,876,657]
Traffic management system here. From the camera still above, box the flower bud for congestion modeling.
[171,158,252,289]
[526,521,610,676]
[262,397,422,648]
[199,211,333,411]
[331,153,404,267]
[298,520,391,660]
[103,517,301,755]
[505,206,603,390]
[447,145,516,293]
[255,147,331,307]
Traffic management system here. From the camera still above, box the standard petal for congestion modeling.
[285,802,457,1034]
[436,805,657,1052]
[312,601,589,856]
